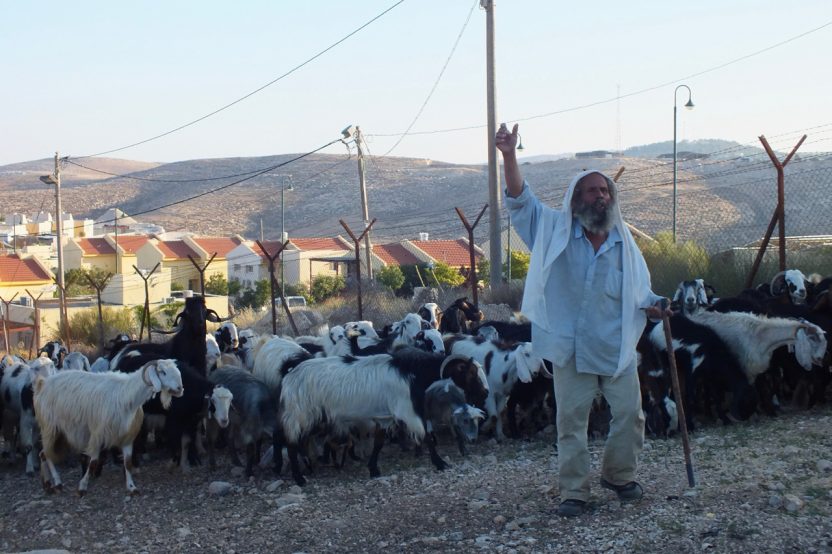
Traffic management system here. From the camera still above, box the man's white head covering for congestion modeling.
[521,170,654,378]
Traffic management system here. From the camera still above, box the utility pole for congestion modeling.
[354,127,374,280]
[483,0,502,285]
[39,153,66,335]
[134,263,160,342]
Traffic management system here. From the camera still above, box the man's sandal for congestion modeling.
[557,499,588,517]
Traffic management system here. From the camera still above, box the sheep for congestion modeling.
[0,358,57,474]
[279,351,488,485]
[214,321,240,353]
[672,279,711,316]
[417,303,443,330]
[423,379,485,457]
[34,359,184,495]
[439,297,484,334]
[208,367,278,477]
[62,352,92,372]
[447,336,546,441]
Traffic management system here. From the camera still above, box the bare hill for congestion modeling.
[1,150,830,252]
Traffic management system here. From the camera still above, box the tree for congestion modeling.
[66,307,136,348]
[640,231,709,296]
[430,262,465,287]
[227,278,242,297]
[503,250,530,280]
[238,280,271,310]
[309,274,346,303]
[204,273,229,296]
[64,267,114,297]
[378,265,405,291]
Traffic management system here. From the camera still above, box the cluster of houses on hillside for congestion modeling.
[0,206,500,351]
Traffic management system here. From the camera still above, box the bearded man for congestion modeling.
[496,123,670,517]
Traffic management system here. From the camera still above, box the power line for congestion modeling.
[369,19,832,138]
[75,1,406,159]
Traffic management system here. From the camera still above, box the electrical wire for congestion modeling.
[369,20,832,137]
[75,1,406,159]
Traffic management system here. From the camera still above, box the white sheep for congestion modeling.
[252,336,313,395]
[34,359,184,495]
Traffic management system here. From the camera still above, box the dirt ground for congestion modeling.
[1,405,831,554]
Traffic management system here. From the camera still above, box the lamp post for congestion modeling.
[672,84,694,242]
[280,176,293,298]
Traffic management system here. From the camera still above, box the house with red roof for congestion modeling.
[0,253,54,300]
[226,236,354,289]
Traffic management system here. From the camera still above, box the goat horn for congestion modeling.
[142,365,153,387]
[439,354,469,378]
[770,271,788,296]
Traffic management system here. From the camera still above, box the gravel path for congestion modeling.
[2,406,831,553]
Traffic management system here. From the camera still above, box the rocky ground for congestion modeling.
[1,406,831,554]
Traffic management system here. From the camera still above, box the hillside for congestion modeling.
[1,144,831,253]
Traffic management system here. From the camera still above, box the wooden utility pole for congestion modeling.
[51,277,72,349]
[483,0,502,286]
[340,219,377,320]
[39,153,66,334]
[254,240,298,336]
[134,263,160,342]
[187,253,217,297]
[455,205,488,306]
[354,127,374,280]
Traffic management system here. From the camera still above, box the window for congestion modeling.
[233,264,241,271]
[245,265,253,273]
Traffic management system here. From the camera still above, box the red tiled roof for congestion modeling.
[192,237,243,258]
[411,239,480,267]
[374,243,423,266]
[116,235,150,254]
[289,237,350,252]
[156,240,200,260]
[250,240,284,259]
[78,238,115,256]
[0,254,52,283]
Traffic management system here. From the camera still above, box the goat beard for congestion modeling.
[573,197,615,234]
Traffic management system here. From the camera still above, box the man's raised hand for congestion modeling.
[496,123,519,154]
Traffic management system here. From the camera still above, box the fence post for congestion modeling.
[187,253,217,297]
[745,134,806,288]
[455,205,488,306]
[25,288,48,359]
[51,278,72,350]
[0,293,19,354]
[134,264,160,342]
[254,240,298,336]
[340,219,377,321]
[85,272,114,351]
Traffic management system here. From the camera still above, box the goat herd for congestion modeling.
[1,271,830,497]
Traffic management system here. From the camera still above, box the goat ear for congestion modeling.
[672,287,682,302]
[770,271,788,296]
[697,286,709,306]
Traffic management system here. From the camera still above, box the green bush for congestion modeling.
[640,231,710,297]
[309,274,346,303]
[378,265,405,291]
[238,280,271,310]
[205,273,229,296]
[67,307,136,348]
[504,250,530,280]
[284,282,313,305]
[429,262,465,287]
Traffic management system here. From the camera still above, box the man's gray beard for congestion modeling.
[573,199,615,234]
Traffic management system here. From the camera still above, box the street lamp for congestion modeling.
[672,84,695,242]
[280,176,293,298]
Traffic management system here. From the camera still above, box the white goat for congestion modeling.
[770,269,809,305]
[34,359,184,495]
[673,279,710,316]
[689,310,826,383]
[417,303,443,330]
[448,338,545,441]
[206,333,221,371]
[62,352,92,371]
[344,320,379,350]
[252,336,313,395]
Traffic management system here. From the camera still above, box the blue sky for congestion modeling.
[2,1,831,166]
